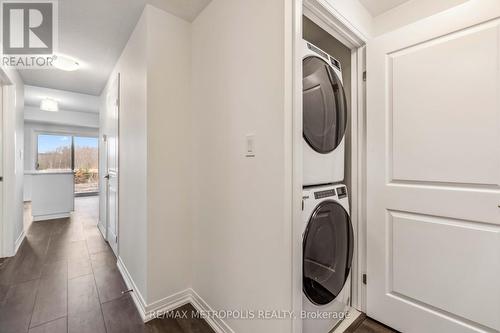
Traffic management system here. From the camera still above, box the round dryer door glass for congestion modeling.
[303,56,347,154]
[303,201,353,305]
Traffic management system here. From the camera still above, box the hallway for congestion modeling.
[0,197,214,333]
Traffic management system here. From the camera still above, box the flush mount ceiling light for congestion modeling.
[40,98,59,112]
[52,54,80,71]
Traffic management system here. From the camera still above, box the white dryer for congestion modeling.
[303,40,348,186]
[302,184,353,333]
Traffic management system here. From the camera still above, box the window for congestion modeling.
[37,134,72,171]
[36,133,99,195]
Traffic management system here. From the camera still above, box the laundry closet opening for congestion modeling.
[295,7,367,332]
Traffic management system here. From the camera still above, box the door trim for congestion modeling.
[116,73,120,256]
[98,133,108,240]
[0,85,5,258]
[0,71,17,258]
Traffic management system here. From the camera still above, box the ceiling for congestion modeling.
[148,0,211,21]
[359,0,411,16]
[19,0,211,96]
[25,85,100,113]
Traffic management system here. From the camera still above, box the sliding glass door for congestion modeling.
[74,137,99,195]
[37,134,99,195]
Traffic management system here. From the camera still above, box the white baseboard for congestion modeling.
[333,307,362,332]
[14,230,26,254]
[116,257,233,333]
[190,289,235,333]
[33,212,70,222]
[107,226,118,255]
[116,257,148,320]
[146,288,192,321]
[97,220,106,240]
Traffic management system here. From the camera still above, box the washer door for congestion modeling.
[303,56,347,154]
[303,200,354,306]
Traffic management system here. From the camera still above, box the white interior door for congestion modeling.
[106,74,120,256]
[366,1,500,332]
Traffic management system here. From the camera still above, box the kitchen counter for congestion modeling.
[27,171,75,221]
[25,170,75,175]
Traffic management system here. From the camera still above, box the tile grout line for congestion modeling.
[27,225,54,331]
[86,234,109,333]
[67,213,88,332]
[28,315,66,330]
[26,274,41,330]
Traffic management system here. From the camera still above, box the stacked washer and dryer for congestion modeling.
[302,40,354,333]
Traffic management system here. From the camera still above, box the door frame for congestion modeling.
[98,133,107,239]
[0,84,5,257]
[0,69,18,258]
[290,1,367,331]
[104,73,120,256]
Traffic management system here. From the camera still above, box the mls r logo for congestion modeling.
[2,1,55,54]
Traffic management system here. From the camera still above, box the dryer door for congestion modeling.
[303,56,347,154]
[303,200,353,305]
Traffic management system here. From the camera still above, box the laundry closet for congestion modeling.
[300,11,361,333]
[295,1,500,333]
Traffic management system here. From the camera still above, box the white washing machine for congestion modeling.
[303,40,348,186]
[302,184,353,333]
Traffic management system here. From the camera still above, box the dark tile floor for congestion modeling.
[346,314,399,333]
[0,197,214,333]
[1,197,396,333]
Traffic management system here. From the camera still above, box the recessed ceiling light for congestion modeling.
[52,54,80,71]
[40,98,59,112]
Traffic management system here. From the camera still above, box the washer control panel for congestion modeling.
[314,189,336,199]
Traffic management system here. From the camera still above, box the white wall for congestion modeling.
[191,0,292,332]
[2,67,25,257]
[101,5,193,305]
[24,107,99,128]
[145,5,192,304]
[373,0,469,36]
[105,3,295,331]
[320,0,470,39]
[24,85,100,114]
[102,10,149,300]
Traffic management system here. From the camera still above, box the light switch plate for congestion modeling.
[245,134,255,157]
